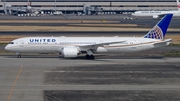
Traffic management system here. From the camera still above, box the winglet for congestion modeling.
[143,14,173,40]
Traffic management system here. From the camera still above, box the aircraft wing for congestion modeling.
[153,14,167,19]
[79,40,126,51]
[158,14,167,17]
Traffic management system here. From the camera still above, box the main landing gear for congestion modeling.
[16,52,21,58]
[85,50,94,60]
[85,54,94,60]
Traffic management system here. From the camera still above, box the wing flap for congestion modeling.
[79,41,126,51]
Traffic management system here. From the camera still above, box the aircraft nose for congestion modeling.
[5,45,10,51]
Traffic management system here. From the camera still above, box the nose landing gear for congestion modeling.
[16,52,21,58]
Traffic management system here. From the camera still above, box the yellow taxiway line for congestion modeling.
[7,65,23,101]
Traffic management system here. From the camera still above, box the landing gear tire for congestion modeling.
[17,55,21,58]
[86,55,94,60]
[86,55,90,59]
[16,52,21,58]
[90,55,94,60]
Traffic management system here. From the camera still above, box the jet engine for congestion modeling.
[152,15,159,19]
[61,47,79,58]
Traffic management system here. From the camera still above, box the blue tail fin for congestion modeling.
[144,14,173,40]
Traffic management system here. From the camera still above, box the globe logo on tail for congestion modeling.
[144,25,163,40]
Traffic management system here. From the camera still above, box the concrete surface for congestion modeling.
[0,56,180,101]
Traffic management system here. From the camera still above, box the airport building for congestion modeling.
[0,0,178,14]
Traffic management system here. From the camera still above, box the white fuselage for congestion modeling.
[132,10,180,17]
[5,37,168,54]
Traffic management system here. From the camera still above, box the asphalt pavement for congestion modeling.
[0,57,180,101]
[0,18,179,28]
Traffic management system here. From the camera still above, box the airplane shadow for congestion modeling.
[3,55,165,60]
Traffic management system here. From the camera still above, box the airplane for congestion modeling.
[9,1,40,15]
[5,14,173,59]
[25,2,42,14]
[132,0,180,19]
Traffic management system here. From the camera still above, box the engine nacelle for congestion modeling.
[61,47,79,58]
[152,15,159,19]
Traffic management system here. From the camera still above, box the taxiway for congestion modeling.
[0,56,180,101]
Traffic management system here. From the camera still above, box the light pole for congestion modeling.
[55,0,56,11]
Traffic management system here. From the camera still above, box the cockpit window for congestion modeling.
[9,42,14,44]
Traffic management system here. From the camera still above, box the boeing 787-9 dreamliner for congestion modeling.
[5,14,173,59]
[132,0,180,19]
